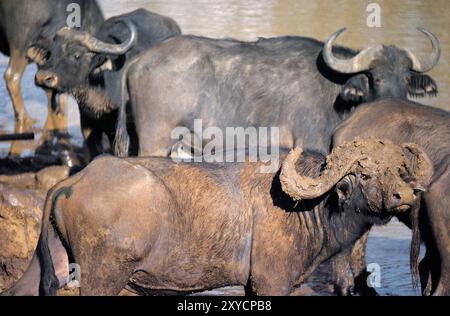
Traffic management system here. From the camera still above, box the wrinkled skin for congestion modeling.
[4,139,428,296]
[332,98,450,296]
[32,9,181,159]
[0,0,103,131]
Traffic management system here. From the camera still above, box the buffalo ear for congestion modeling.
[408,73,438,98]
[336,177,353,207]
[92,55,113,75]
[26,45,48,66]
[27,36,54,65]
[340,74,369,103]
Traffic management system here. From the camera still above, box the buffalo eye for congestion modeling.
[367,73,382,85]
[73,53,81,61]
[369,73,382,85]
[399,171,415,183]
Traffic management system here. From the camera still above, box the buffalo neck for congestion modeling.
[72,85,115,119]
[263,172,379,283]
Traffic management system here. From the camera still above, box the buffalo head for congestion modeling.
[29,20,137,93]
[323,28,440,102]
[280,138,433,214]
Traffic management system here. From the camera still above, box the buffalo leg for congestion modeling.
[81,124,104,160]
[249,242,299,296]
[331,248,353,296]
[54,93,69,133]
[424,169,450,296]
[43,91,68,138]
[73,237,139,296]
[332,231,378,296]
[349,232,378,296]
[419,249,433,295]
[8,120,35,156]
[4,49,33,125]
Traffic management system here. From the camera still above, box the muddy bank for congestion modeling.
[0,184,44,292]
[0,166,69,292]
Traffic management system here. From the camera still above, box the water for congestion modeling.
[0,0,446,295]
[366,220,424,296]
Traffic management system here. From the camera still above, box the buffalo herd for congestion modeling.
[0,1,448,296]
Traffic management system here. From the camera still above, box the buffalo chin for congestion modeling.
[73,86,117,119]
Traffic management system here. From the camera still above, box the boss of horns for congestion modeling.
[322,27,440,74]
[280,138,433,206]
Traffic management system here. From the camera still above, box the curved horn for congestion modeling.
[405,27,441,73]
[57,20,137,55]
[402,143,434,188]
[280,140,366,201]
[322,28,381,74]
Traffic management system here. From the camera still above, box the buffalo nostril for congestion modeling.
[36,71,58,88]
[45,76,55,85]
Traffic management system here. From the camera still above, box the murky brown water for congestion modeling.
[0,0,446,295]
[101,0,449,109]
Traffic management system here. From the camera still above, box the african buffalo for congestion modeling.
[0,0,103,129]
[4,138,433,296]
[117,27,439,157]
[331,98,450,296]
[30,9,181,158]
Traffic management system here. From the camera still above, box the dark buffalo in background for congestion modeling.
[30,9,181,158]
[3,138,433,296]
[0,0,103,132]
[31,25,441,158]
[116,27,439,157]
[331,98,450,296]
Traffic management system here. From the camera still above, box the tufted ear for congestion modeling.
[335,175,355,209]
[26,36,54,66]
[91,55,113,75]
[408,73,438,98]
[336,176,354,207]
[340,74,369,103]
[27,46,48,66]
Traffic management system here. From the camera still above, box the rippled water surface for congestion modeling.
[1,0,447,295]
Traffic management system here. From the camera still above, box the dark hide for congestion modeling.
[32,9,181,159]
[3,144,423,296]
[332,98,450,296]
[0,0,103,124]
[115,35,438,157]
